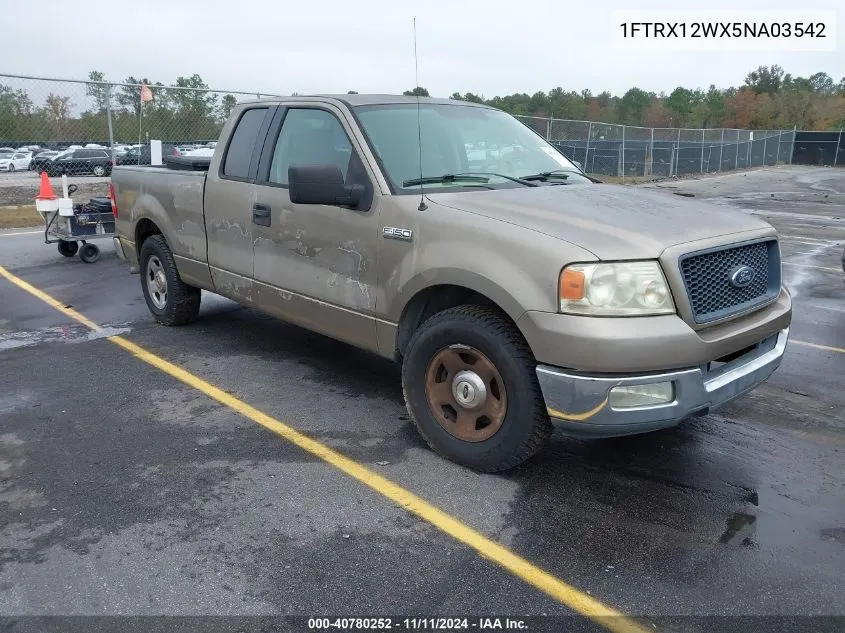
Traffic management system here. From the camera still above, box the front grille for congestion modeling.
[679,239,780,324]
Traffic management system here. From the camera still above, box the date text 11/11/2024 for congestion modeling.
[307,617,528,630]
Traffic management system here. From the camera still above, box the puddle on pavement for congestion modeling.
[719,512,758,547]
[0,323,130,351]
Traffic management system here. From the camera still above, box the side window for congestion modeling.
[268,109,356,187]
[222,107,268,179]
[78,150,94,158]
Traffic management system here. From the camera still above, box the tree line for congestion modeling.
[1,65,843,146]
[411,65,845,130]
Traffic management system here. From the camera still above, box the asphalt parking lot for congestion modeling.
[1,166,843,633]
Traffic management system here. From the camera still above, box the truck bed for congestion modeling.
[111,165,209,271]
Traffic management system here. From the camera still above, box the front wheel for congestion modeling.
[79,243,100,263]
[139,234,201,325]
[401,305,552,472]
[7,164,14,172]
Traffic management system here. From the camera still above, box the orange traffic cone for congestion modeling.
[35,170,59,217]
[37,170,56,200]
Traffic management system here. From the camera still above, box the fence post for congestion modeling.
[675,129,681,176]
[763,130,769,166]
[585,121,592,172]
[790,126,796,164]
[834,129,843,167]
[106,85,116,164]
[649,127,654,177]
[735,131,740,170]
[620,125,625,180]
[546,117,552,141]
[776,130,782,164]
[718,129,724,171]
[700,129,705,174]
[747,134,752,168]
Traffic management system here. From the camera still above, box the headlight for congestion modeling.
[559,261,675,316]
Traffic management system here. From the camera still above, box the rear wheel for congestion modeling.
[401,305,552,472]
[92,165,106,177]
[139,234,201,325]
[57,240,78,257]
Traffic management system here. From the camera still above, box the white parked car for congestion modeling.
[0,151,32,171]
[184,147,215,157]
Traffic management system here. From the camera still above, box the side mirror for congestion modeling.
[288,165,364,208]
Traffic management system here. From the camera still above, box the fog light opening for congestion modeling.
[609,382,674,409]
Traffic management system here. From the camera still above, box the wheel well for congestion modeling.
[135,218,162,253]
[395,284,509,359]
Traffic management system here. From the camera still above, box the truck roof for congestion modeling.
[238,94,493,108]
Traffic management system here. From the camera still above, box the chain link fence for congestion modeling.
[515,115,812,180]
[0,73,280,170]
[0,73,842,181]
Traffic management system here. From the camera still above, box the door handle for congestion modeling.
[252,203,271,227]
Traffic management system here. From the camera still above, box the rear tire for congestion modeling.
[57,240,78,257]
[139,234,201,325]
[92,165,106,177]
[401,305,552,472]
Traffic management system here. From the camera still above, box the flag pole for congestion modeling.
[138,90,143,149]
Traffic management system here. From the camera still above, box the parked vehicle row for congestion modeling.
[0,140,220,176]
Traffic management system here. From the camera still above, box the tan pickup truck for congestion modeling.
[110,95,792,471]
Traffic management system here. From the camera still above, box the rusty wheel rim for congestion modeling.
[424,344,508,443]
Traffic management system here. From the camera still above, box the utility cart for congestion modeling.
[41,184,116,264]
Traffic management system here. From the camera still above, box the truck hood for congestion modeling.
[427,184,772,259]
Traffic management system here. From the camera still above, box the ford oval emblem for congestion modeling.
[730,265,755,288]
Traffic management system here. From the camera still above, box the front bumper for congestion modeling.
[535,327,789,437]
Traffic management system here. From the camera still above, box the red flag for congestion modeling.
[140,83,153,103]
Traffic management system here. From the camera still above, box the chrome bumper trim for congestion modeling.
[535,328,789,437]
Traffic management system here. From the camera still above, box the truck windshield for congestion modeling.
[354,103,587,193]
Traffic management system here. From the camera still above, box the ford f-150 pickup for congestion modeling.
[110,94,792,472]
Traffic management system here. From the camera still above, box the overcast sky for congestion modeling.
[8,0,843,97]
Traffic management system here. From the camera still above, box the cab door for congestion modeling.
[249,103,382,353]
[202,105,275,303]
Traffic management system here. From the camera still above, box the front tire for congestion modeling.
[79,243,100,263]
[402,305,552,472]
[139,234,201,325]
[8,164,14,172]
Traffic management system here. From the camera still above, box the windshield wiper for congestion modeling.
[520,169,580,182]
[403,172,537,188]
[403,174,490,187]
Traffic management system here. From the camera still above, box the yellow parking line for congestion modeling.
[0,264,650,633]
[791,339,845,355]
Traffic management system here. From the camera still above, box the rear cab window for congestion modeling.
[222,107,270,181]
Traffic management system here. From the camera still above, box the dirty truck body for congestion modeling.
[111,95,792,472]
